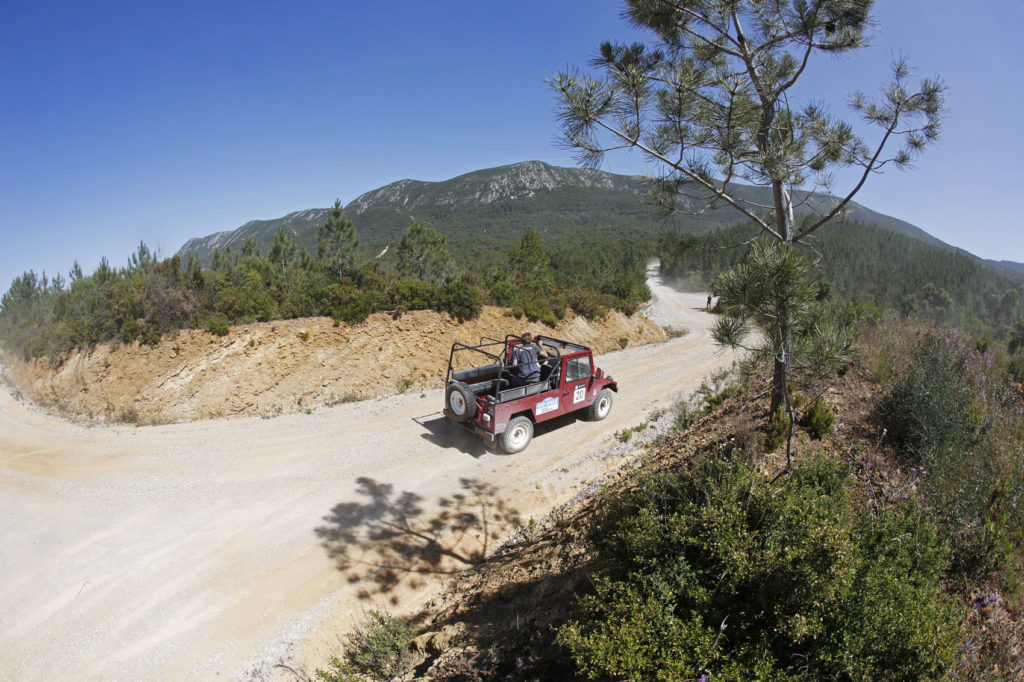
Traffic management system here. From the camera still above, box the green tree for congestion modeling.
[395,220,452,283]
[1009,319,1024,356]
[269,227,298,294]
[317,199,359,278]
[125,241,157,276]
[711,239,856,462]
[550,0,943,414]
[508,228,550,278]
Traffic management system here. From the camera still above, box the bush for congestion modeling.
[391,279,438,311]
[436,278,482,321]
[333,291,376,325]
[316,610,416,682]
[203,314,229,337]
[568,289,615,320]
[1006,353,1024,384]
[876,334,977,468]
[488,279,518,307]
[672,368,738,433]
[761,405,790,452]
[514,296,552,324]
[120,318,140,344]
[874,331,1024,592]
[801,397,836,439]
[558,452,961,681]
[138,322,162,346]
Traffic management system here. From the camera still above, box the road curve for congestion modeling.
[0,266,736,680]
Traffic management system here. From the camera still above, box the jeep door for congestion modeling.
[559,352,593,416]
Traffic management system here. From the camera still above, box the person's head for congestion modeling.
[521,332,533,343]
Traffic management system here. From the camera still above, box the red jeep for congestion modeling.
[443,334,617,454]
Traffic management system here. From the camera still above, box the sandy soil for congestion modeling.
[3,307,665,425]
[0,266,737,681]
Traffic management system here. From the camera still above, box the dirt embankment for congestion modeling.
[2,307,665,425]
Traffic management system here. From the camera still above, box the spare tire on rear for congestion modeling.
[446,381,477,422]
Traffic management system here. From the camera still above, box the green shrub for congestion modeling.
[568,289,615,320]
[801,397,836,439]
[874,331,1024,593]
[1006,353,1024,384]
[205,315,229,337]
[514,296,551,324]
[392,279,438,311]
[138,323,161,346]
[119,318,140,344]
[876,334,977,468]
[316,610,416,682]
[558,452,961,681]
[761,405,790,452]
[333,291,376,325]
[436,278,482,321]
[814,499,960,679]
[671,368,739,433]
[488,279,518,307]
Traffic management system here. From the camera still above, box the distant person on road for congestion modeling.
[510,332,547,387]
[706,294,713,310]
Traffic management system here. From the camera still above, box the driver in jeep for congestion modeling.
[509,332,547,387]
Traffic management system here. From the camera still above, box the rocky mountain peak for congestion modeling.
[347,161,640,215]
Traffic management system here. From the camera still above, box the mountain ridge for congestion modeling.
[175,161,1020,276]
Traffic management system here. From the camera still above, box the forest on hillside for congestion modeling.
[659,221,1024,339]
[0,209,650,362]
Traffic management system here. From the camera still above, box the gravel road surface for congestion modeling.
[0,266,736,680]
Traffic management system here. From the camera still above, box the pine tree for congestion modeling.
[317,199,359,278]
[270,228,298,295]
[395,220,453,284]
[550,0,943,415]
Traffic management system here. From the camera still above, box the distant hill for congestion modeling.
[175,160,1015,275]
[985,259,1024,279]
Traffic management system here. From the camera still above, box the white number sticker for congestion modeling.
[573,383,586,404]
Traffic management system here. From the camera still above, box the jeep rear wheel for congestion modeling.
[499,416,533,454]
[588,388,613,421]
[446,382,477,422]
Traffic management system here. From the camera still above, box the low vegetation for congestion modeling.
[560,452,960,680]
[314,610,416,682]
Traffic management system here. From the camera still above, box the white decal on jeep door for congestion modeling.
[573,383,586,404]
[536,396,560,415]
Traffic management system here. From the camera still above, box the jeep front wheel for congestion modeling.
[499,416,533,454]
[446,382,477,422]
[588,388,613,421]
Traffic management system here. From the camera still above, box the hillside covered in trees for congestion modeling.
[175,161,947,269]
[660,221,1024,339]
[0,211,650,362]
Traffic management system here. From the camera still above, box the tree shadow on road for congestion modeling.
[315,477,525,602]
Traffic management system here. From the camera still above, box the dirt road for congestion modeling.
[0,268,736,680]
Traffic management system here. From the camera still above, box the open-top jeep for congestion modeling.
[443,334,617,454]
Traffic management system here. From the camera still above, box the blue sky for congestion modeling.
[2,0,1021,293]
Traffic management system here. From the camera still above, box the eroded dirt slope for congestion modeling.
[3,307,664,424]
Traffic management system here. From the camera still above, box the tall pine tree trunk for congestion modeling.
[769,181,795,417]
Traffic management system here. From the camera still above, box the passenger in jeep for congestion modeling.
[509,332,547,387]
